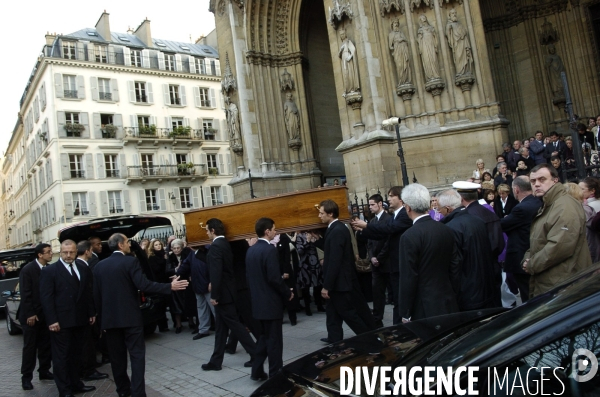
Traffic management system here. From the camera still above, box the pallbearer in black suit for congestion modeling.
[319,200,376,343]
[87,236,102,270]
[398,184,460,322]
[19,243,53,391]
[202,219,258,372]
[93,234,188,397]
[40,240,97,397]
[75,240,108,382]
[246,218,293,379]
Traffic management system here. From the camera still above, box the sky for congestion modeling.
[0,0,216,155]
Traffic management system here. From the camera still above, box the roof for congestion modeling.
[62,28,219,58]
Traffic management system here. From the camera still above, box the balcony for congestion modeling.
[123,127,204,145]
[64,90,78,98]
[126,164,207,182]
[106,170,120,178]
[70,170,85,179]
[109,207,124,214]
[101,125,118,139]
[74,209,90,216]
[99,92,113,101]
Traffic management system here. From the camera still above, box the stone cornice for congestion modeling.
[245,51,303,67]
[483,0,570,32]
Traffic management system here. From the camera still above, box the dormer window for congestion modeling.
[62,41,77,60]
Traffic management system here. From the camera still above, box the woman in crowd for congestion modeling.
[579,177,600,213]
[565,183,600,262]
[472,159,490,183]
[168,239,196,333]
[295,230,325,316]
[146,239,170,332]
[481,172,493,183]
[483,189,497,207]
[429,192,443,221]
[140,238,150,252]
[494,184,517,219]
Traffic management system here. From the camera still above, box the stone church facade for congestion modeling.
[210,0,600,198]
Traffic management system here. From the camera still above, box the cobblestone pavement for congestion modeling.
[0,303,389,397]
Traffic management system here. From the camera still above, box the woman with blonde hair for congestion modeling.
[472,159,490,183]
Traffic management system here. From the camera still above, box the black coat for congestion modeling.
[398,216,460,321]
[494,194,518,219]
[177,249,210,295]
[148,251,169,283]
[500,195,543,274]
[494,173,513,188]
[359,207,412,274]
[276,233,296,288]
[246,240,291,320]
[93,252,171,329]
[17,260,45,323]
[207,237,237,304]
[88,253,99,271]
[366,211,391,273]
[322,221,357,292]
[506,150,521,171]
[441,209,496,311]
[466,201,505,258]
[544,140,566,161]
[40,260,95,328]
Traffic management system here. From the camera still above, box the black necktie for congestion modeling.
[69,263,80,286]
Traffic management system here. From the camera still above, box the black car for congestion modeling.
[252,264,600,396]
[0,248,37,335]
[3,216,173,336]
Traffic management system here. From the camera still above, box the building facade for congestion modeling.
[2,12,231,249]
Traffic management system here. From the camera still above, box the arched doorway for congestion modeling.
[299,0,345,183]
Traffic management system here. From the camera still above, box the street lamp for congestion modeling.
[7,227,12,234]
[382,116,409,186]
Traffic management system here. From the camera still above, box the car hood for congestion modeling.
[58,216,172,242]
[251,309,504,397]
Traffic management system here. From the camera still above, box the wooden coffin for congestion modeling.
[184,186,350,246]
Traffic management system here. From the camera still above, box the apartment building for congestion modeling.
[3,12,232,248]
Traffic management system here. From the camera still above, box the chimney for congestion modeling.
[133,18,152,47]
[45,32,56,46]
[95,11,111,40]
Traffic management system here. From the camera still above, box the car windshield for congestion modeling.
[401,264,600,369]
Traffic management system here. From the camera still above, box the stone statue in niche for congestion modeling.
[445,8,473,79]
[225,96,243,153]
[389,18,411,86]
[417,14,441,82]
[284,93,302,149]
[545,44,566,102]
[280,68,294,91]
[338,28,361,95]
[410,0,433,13]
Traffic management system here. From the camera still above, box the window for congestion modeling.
[141,154,154,175]
[69,154,85,178]
[98,78,112,100]
[165,54,175,71]
[180,188,192,208]
[203,119,215,140]
[108,191,123,213]
[195,58,206,74]
[138,116,150,127]
[175,154,188,165]
[105,154,119,178]
[210,186,223,205]
[145,189,159,211]
[210,60,217,75]
[134,82,147,103]
[95,45,108,63]
[63,41,77,59]
[100,114,114,126]
[72,192,88,215]
[131,50,142,67]
[171,117,184,129]
[65,112,81,137]
[207,154,218,169]
[63,75,77,98]
[169,85,181,105]
[199,88,210,107]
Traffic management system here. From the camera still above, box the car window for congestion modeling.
[485,321,600,396]
[0,259,27,280]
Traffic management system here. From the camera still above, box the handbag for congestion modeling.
[346,223,372,273]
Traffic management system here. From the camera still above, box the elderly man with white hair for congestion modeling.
[438,189,497,311]
[398,184,460,323]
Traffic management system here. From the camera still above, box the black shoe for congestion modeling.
[82,371,109,381]
[201,363,222,371]
[193,333,210,340]
[317,305,326,312]
[175,326,182,334]
[191,328,199,334]
[39,371,54,380]
[117,391,132,397]
[251,372,268,381]
[73,385,96,394]
[225,347,236,354]
[22,379,34,390]
[320,337,332,343]
[305,307,313,316]
[244,360,253,368]
[159,327,170,332]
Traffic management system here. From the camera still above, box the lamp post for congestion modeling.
[383,117,409,186]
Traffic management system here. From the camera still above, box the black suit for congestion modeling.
[398,216,460,321]
[88,253,99,271]
[246,240,291,377]
[323,221,375,342]
[276,234,299,322]
[75,258,99,378]
[207,237,257,367]
[93,251,172,397]
[366,211,391,326]
[494,194,518,219]
[544,140,566,161]
[500,194,543,301]
[358,208,412,324]
[18,260,51,382]
[40,260,94,396]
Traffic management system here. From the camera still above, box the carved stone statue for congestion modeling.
[417,14,441,82]
[410,0,433,13]
[284,93,300,141]
[338,28,360,95]
[389,19,411,86]
[225,96,242,151]
[545,44,566,100]
[280,68,294,91]
[445,8,473,79]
